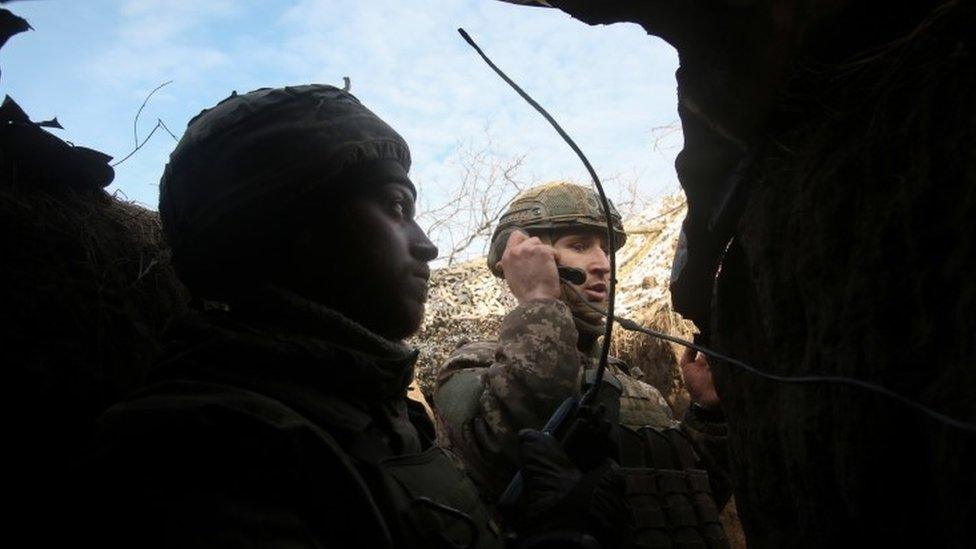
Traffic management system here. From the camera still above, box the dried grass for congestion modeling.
[1,179,189,454]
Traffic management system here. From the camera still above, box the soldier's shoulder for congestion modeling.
[434,342,497,427]
[445,340,498,366]
[437,340,497,384]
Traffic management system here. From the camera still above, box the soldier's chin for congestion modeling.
[400,304,426,338]
[573,303,606,326]
[582,311,606,326]
[371,302,426,341]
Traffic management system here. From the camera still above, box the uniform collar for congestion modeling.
[157,285,419,404]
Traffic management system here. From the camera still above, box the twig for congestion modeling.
[157,118,178,141]
[113,80,179,168]
[134,80,173,147]
[112,118,176,167]
[624,200,687,233]
[650,122,682,153]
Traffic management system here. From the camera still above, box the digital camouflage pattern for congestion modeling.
[434,298,680,503]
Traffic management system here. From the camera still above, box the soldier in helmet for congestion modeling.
[80,84,503,548]
[434,181,731,545]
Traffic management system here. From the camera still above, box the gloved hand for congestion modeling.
[518,428,584,519]
[512,429,626,549]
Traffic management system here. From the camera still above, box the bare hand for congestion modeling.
[496,230,561,303]
[680,347,720,409]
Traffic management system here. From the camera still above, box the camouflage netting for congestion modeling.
[410,192,695,411]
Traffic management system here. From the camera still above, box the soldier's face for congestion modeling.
[286,180,438,340]
[552,230,610,303]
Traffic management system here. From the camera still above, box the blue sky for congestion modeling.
[2,0,682,259]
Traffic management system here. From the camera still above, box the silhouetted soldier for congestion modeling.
[82,85,502,548]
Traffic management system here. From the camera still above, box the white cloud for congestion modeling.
[254,0,681,198]
[263,0,682,262]
[86,0,242,91]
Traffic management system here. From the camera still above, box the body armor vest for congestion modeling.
[585,367,730,549]
[340,401,503,549]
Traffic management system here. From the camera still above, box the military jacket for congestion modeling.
[83,290,501,548]
[433,298,724,504]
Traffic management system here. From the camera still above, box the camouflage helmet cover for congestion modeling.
[487,181,626,277]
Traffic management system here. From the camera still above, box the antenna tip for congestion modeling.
[457,28,475,46]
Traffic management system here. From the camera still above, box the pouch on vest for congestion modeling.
[377,446,502,549]
[615,425,730,549]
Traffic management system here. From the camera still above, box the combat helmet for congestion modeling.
[159,84,411,300]
[487,181,626,277]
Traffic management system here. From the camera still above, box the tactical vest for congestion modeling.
[604,359,679,430]
[256,388,502,549]
[586,368,730,549]
[336,400,503,549]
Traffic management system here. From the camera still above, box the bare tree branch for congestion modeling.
[112,118,178,167]
[625,200,687,234]
[415,128,533,267]
[134,80,173,147]
[113,81,179,168]
[650,122,682,153]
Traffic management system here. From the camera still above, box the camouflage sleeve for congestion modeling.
[434,298,581,502]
